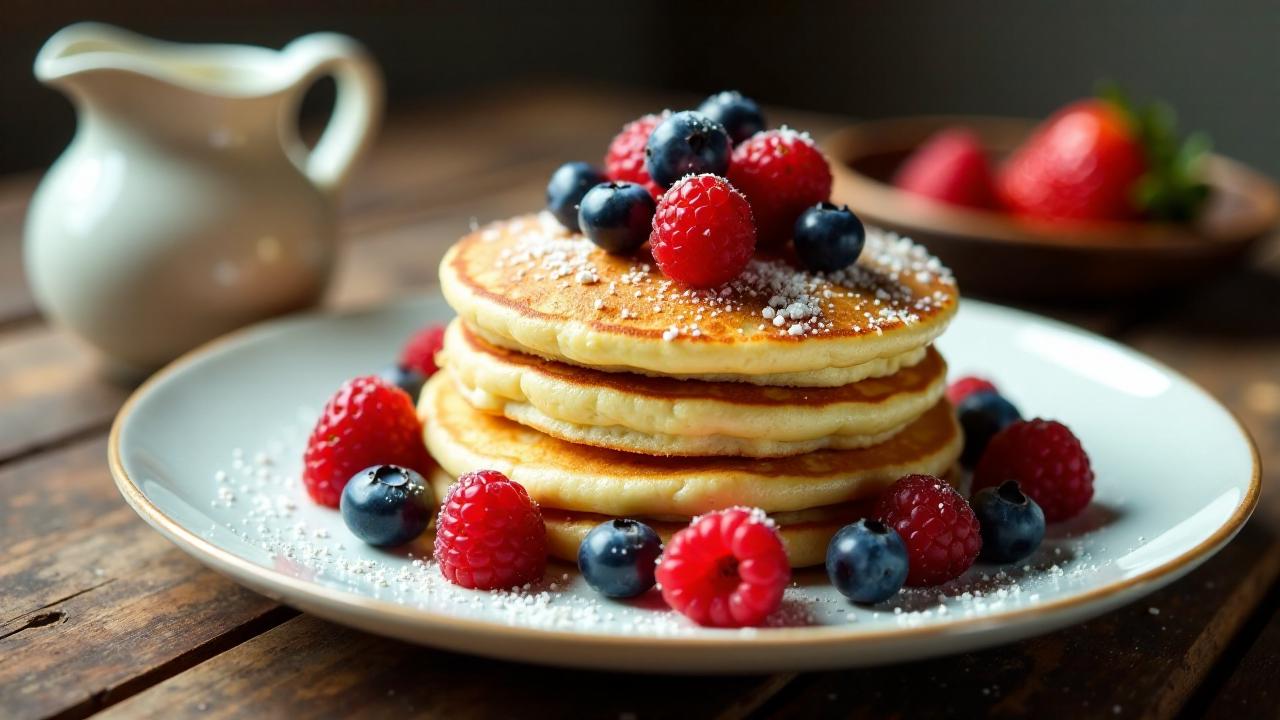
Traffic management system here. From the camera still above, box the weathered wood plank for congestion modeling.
[1203,597,1280,719]
[93,614,791,720]
[764,522,1280,720]
[0,327,127,464]
[0,438,289,720]
[0,523,290,720]
[0,438,118,566]
[0,173,37,327]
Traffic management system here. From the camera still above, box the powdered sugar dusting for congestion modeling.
[478,213,954,340]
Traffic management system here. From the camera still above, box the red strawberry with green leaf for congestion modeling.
[997,88,1210,222]
[893,128,999,210]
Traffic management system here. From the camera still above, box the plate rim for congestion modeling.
[108,297,1262,650]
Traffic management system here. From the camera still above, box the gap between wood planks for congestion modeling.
[48,607,300,720]
[1202,583,1280,718]
[0,420,113,472]
[1143,544,1280,720]
[713,674,801,720]
[1181,579,1280,718]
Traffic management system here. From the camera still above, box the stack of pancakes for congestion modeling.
[421,212,962,567]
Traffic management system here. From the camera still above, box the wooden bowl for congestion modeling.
[825,116,1280,300]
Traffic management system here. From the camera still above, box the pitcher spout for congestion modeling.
[34,22,291,98]
[37,23,148,86]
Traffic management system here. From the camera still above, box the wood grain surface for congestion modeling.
[1,87,1276,720]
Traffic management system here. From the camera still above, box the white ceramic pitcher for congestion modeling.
[25,23,383,375]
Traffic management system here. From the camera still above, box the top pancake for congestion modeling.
[440,213,958,385]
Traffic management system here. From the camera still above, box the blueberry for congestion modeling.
[577,518,662,598]
[958,391,1022,467]
[547,161,608,232]
[380,364,425,400]
[793,203,866,272]
[644,110,731,188]
[697,90,765,145]
[578,182,656,255]
[825,519,909,604]
[340,465,434,547]
[973,481,1046,563]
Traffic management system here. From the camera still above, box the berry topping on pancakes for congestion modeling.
[793,202,866,272]
[644,110,732,188]
[606,112,668,199]
[727,128,833,246]
[650,174,756,288]
[697,90,765,145]
[579,181,656,255]
[547,161,608,232]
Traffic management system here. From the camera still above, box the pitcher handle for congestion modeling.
[283,33,383,196]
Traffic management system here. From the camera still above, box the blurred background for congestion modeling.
[4,0,1279,176]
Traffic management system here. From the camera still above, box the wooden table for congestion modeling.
[2,87,1277,720]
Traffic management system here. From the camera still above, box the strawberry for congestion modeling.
[893,128,998,209]
[997,99,1145,221]
[997,90,1210,222]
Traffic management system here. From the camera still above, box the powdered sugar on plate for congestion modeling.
[203,408,1120,636]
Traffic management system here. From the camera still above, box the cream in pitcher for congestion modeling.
[24,23,383,374]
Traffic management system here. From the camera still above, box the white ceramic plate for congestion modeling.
[110,296,1259,672]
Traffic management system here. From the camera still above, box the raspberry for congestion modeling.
[434,469,547,589]
[650,174,756,288]
[654,507,790,627]
[974,419,1094,522]
[399,323,446,378]
[875,474,982,586]
[946,375,998,406]
[605,113,667,199]
[302,376,432,508]
[727,128,832,246]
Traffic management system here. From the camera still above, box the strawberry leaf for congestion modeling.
[1097,83,1211,222]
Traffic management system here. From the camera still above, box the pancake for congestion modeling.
[426,464,871,567]
[440,212,958,386]
[420,371,962,518]
[426,470,959,568]
[464,322,929,388]
[444,319,948,457]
